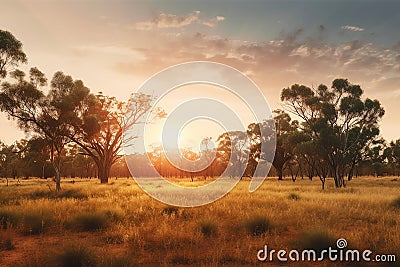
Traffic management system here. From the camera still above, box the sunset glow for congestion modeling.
[1,0,400,145]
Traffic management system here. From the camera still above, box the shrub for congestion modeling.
[297,230,336,253]
[288,193,300,200]
[29,189,88,200]
[0,210,18,229]
[170,255,191,265]
[199,221,217,237]
[103,208,125,222]
[162,206,179,216]
[55,243,97,267]
[56,189,88,200]
[0,231,15,250]
[70,212,109,232]
[245,215,272,236]
[21,211,53,235]
[391,197,400,209]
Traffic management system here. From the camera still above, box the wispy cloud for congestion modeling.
[135,11,200,30]
[341,25,365,32]
[115,27,400,99]
[135,11,224,30]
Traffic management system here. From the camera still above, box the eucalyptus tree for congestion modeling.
[217,131,250,178]
[384,139,400,176]
[271,110,299,180]
[0,30,27,79]
[281,79,385,187]
[0,69,91,190]
[68,92,164,183]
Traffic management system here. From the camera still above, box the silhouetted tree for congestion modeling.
[0,30,27,79]
[68,92,164,183]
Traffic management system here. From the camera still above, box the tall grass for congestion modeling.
[0,177,398,266]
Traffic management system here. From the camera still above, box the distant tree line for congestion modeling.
[1,29,398,190]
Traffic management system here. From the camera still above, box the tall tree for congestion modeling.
[272,110,298,180]
[217,131,250,178]
[0,69,91,190]
[0,30,27,79]
[68,93,163,183]
[384,139,400,176]
[281,79,385,187]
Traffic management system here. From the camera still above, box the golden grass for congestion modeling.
[0,176,399,266]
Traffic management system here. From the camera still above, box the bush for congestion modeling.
[56,189,88,200]
[55,243,97,267]
[199,221,217,237]
[170,255,191,265]
[391,197,400,209]
[297,230,336,253]
[0,210,18,229]
[288,193,300,200]
[0,231,15,250]
[244,216,272,236]
[103,208,125,222]
[162,206,179,216]
[29,189,88,200]
[70,212,109,232]
[22,214,46,235]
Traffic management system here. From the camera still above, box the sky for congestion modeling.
[1,0,400,150]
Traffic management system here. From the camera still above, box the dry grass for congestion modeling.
[0,176,399,266]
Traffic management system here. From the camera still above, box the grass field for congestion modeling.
[0,176,399,266]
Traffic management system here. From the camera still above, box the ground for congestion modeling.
[0,176,399,266]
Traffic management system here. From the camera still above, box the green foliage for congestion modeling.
[244,215,272,236]
[281,78,385,187]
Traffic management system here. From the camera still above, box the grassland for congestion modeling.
[0,176,399,266]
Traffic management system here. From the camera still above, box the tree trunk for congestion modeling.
[54,165,61,191]
[98,162,111,184]
[277,167,283,181]
[321,177,325,190]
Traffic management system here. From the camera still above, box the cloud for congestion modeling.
[202,15,225,27]
[135,11,200,30]
[135,11,225,30]
[111,26,400,140]
[341,25,365,32]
